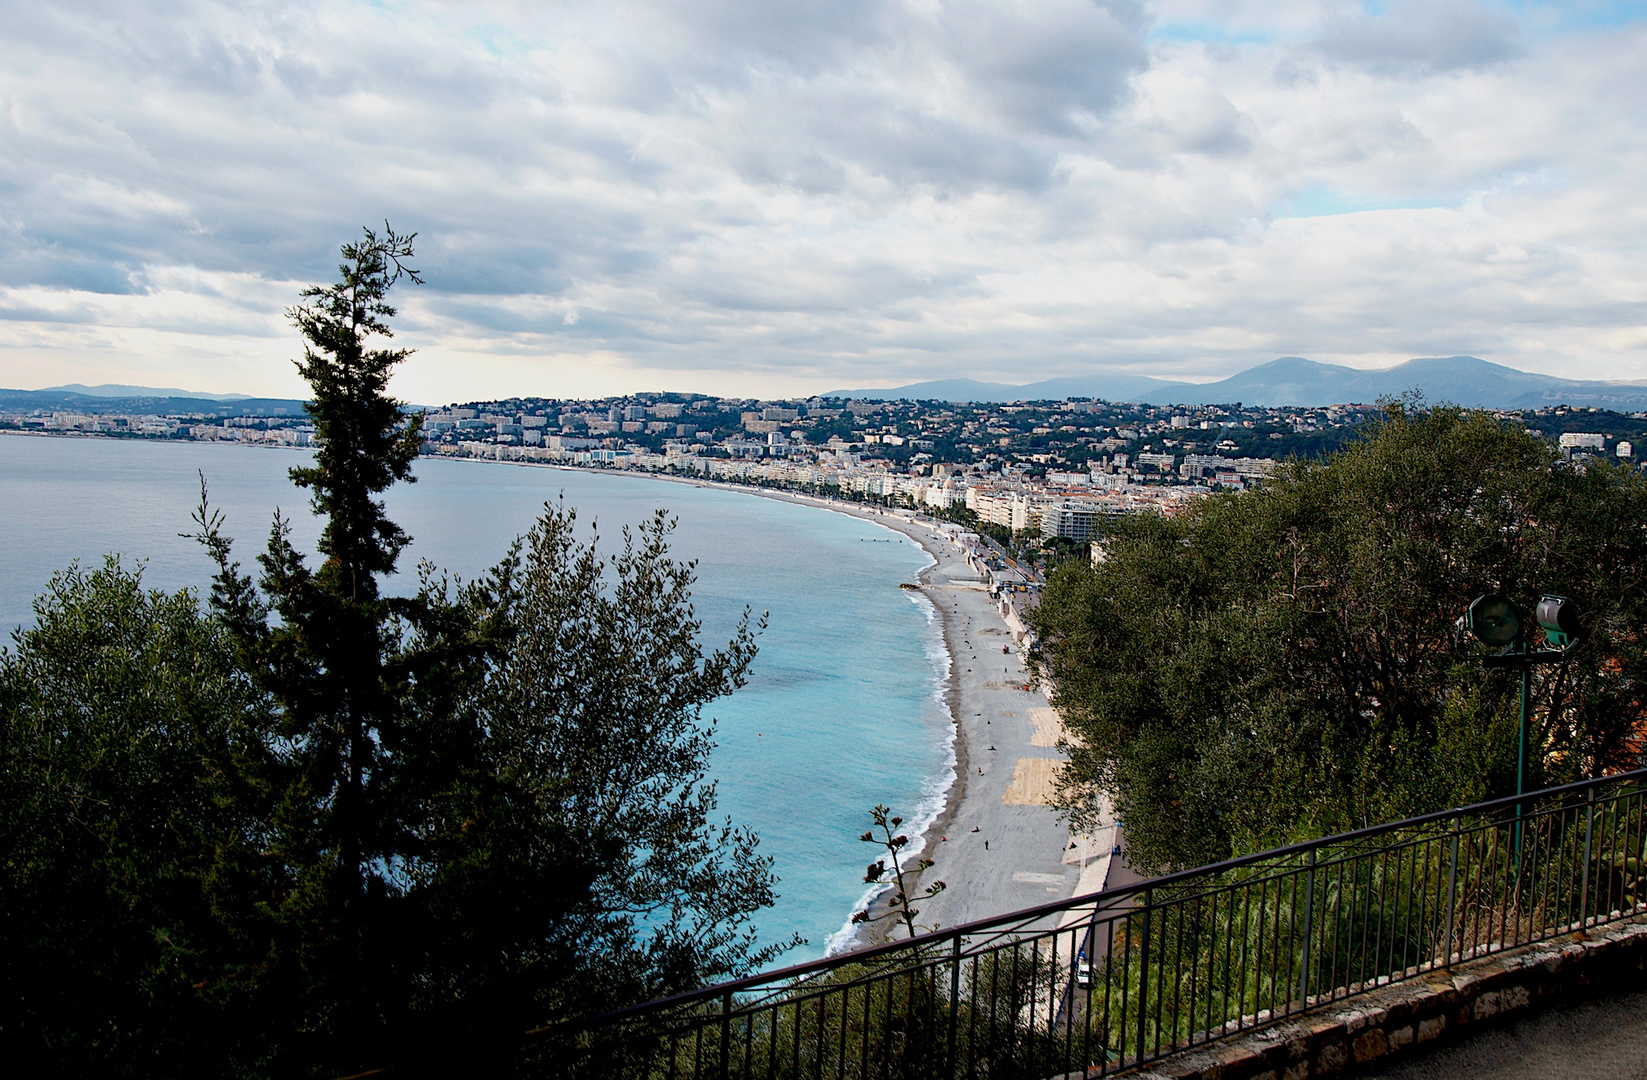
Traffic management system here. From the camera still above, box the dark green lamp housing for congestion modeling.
[1536,595,1581,650]
[1464,594,1522,648]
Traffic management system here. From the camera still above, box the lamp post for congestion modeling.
[1460,593,1580,854]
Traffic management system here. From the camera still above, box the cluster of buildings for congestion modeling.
[1558,431,1634,460]
[5,394,1641,544]
[417,396,1320,541]
[434,437,1234,541]
[3,411,316,447]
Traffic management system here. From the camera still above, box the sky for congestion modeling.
[2,1,1645,403]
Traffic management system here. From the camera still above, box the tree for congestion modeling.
[1031,404,1647,873]
[0,561,278,1075]
[192,226,791,1069]
[193,223,434,1067]
[1,225,792,1076]
[444,506,792,1032]
[277,220,424,877]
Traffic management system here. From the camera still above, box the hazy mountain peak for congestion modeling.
[826,357,1647,409]
[43,383,249,400]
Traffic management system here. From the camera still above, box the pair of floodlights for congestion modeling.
[1459,593,1581,653]
[1458,592,1581,828]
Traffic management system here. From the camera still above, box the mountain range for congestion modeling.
[824,357,1647,410]
[0,384,309,417]
[45,383,253,400]
[7,356,1647,414]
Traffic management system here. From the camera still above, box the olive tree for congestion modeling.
[0,561,278,1074]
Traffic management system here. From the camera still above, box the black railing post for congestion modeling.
[1580,787,1595,928]
[1516,663,1530,856]
[947,933,961,1078]
[1298,847,1316,1008]
[1136,886,1152,1065]
[1442,825,1459,968]
[719,989,732,1080]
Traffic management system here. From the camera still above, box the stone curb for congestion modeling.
[1114,914,1647,1080]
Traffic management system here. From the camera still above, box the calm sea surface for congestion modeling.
[0,434,954,962]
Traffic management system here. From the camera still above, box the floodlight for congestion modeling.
[1459,589,1579,855]
[1535,595,1581,650]
[1465,594,1522,649]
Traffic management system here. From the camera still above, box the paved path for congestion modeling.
[1358,988,1647,1079]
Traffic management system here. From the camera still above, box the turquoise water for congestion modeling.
[0,435,954,962]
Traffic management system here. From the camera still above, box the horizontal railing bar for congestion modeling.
[540,768,1645,1037]
[1152,803,1612,898]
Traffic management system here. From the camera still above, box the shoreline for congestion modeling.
[470,461,990,946]
[607,475,976,932]
[4,432,1087,944]
[596,466,1087,943]
[430,457,1094,944]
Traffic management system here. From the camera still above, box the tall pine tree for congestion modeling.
[193,225,790,1071]
[199,224,431,1064]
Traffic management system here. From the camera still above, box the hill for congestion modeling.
[43,383,252,400]
[0,386,310,417]
[826,356,1647,409]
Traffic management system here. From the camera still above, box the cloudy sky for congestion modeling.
[2,1,1645,402]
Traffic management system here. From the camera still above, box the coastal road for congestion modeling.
[974,532,1043,585]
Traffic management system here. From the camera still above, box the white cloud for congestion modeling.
[1316,0,1523,75]
[0,0,1644,401]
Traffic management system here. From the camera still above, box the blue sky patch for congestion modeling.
[1273,186,1453,219]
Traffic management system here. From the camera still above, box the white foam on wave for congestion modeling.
[823,537,959,957]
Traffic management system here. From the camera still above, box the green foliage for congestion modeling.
[1031,403,1647,872]
[0,561,278,1075]
[563,948,1066,1080]
[187,225,446,1069]
[1,228,788,1076]
[286,222,424,601]
[435,504,791,1020]
[1083,786,1647,1062]
[851,805,945,939]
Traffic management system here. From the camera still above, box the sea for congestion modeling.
[0,434,955,964]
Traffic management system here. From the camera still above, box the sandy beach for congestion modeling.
[623,471,1124,941]
[827,502,1119,937]
[468,460,1127,942]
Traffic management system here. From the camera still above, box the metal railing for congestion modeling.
[533,770,1647,1078]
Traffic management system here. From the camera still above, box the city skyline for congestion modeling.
[3,1,1645,403]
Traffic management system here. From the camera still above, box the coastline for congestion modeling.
[11,430,1090,943]
[606,467,1093,944]
[4,435,1112,947]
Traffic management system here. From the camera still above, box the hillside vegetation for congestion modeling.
[1032,404,1647,872]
